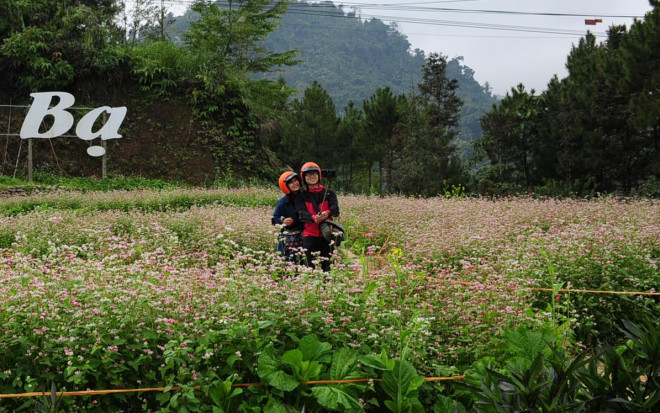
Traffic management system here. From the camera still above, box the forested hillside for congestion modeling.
[171,0,498,156]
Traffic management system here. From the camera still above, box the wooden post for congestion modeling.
[102,140,107,178]
[102,112,108,179]
[27,139,33,183]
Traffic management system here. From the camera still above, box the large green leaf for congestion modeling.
[258,344,300,391]
[209,380,243,407]
[265,370,300,392]
[311,386,363,412]
[282,349,304,372]
[359,350,395,371]
[299,334,332,363]
[257,344,281,378]
[330,348,359,380]
[434,395,466,413]
[381,359,424,403]
[264,398,289,413]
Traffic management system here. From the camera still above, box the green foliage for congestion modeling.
[256,334,366,411]
[593,319,660,412]
[260,0,496,143]
[477,84,542,189]
[360,87,406,193]
[32,173,178,191]
[184,0,296,119]
[397,53,465,196]
[181,0,296,180]
[0,0,124,92]
[461,319,660,412]
[381,360,425,412]
[443,183,466,199]
[280,81,338,166]
[128,40,192,97]
[0,186,279,217]
[332,101,366,192]
[360,351,425,412]
[475,3,660,196]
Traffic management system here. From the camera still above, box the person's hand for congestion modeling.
[313,211,328,223]
[283,217,294,226]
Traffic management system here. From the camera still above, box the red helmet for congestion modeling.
[278,171,300,194]
[300,161,322,181]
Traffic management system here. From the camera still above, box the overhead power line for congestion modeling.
[331,2,645,19]
[123,0,646,38]
[126,0,647,20]
[281,9,609,37]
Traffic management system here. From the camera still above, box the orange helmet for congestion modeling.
[300,161,322,181]
[278,171,300,195]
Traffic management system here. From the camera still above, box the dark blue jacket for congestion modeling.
[272,194,303,256]
[272,195,302,229]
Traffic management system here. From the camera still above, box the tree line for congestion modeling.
[268,1,660,197]
[268,54,465,196]
[476,3,660,197]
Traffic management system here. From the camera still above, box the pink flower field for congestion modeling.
[0,189,658,410]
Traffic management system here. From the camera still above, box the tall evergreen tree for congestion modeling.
[532,76,563,185]
[621,1,660,180]
[555,28,643,193]
[478,84,540,189]
[397,53,464,195]
[281,81,338,167]
[335,101,365,191]
[360,87,404,193]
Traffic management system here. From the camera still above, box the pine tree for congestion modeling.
[281,81,338,167]
[397,53,464,195]
[621,1,660,180]
[335,101,365,191]
[478,84,540,189]
[360,87,404,193]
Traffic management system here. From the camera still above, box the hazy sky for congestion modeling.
[336,0,653,96]
[165,0,653,96]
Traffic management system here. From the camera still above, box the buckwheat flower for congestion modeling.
[365,233,373,238]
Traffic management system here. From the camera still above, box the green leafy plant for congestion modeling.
[360,351,425,412]
[257,334,366,412]
[580,319,660,412]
